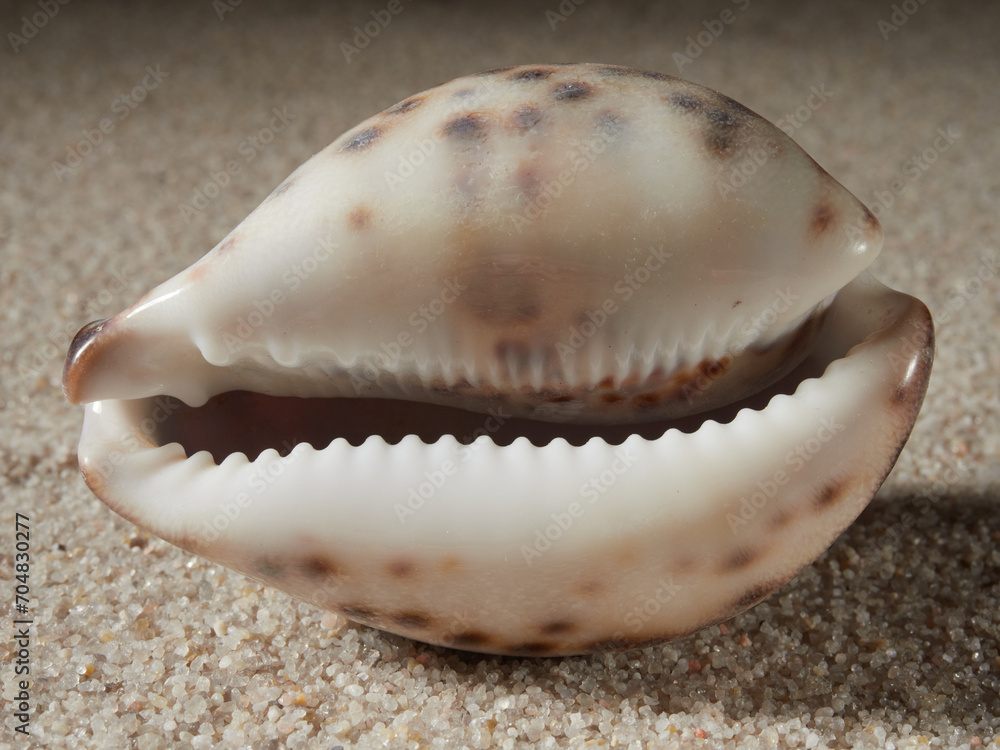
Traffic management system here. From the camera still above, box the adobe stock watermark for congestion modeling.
[349,276,467,394]
[212,0,243,21]
[717,84,832,201]
[843,124,961,241]
[616,576,684,638]
[17,266,134,389]
[7,0,71,54]
[177,106,295,223]
[393,405,512,523]
[521,446,639,564]
[51,65,169,182]
[545,0,586,30]
[726,416,847,534]
[556,244,673,364]
[82,397,184,489]
[679,286,801,405]
[673,0,751,73]
[383,81,508,190]
[223,234,335,354]
[507,121,619,232]
[199,439,299,543]
[877,0,930,41]
[340,0,410,63]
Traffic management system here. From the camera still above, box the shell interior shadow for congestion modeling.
[151,319,844,461]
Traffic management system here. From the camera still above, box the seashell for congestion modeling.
[64,64,933,656]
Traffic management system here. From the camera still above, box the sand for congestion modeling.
[1,1,998,747]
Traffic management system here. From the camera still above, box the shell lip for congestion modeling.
[63,318,110,404]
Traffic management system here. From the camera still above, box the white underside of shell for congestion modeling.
[76,273,931,655]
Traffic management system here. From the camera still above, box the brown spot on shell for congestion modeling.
[302,555,341,578]
[815,480,847,511]
[596,65,673,82]
[539,620,575,636]
[730,580,782,613]
[704,107,739,156]
[512,105,543,131]
[341,605,378,622]
[476,66,516,76]
[668,93,705,111]
[443,113,487,139]
[553,81,593,101]
[511,67,555,81]
[391,612,432,629]
[348,205,373,231]
[438,556,463,574]
[722,547,760,572]
[810,203,837,236]
[448,630,493,649]
[387,97,424,115]
[388,559,416,577]
[341,126,382,152]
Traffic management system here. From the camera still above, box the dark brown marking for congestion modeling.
[391,612,432,629]
[669,93,704,111]
[722,547,760,572]
[302,555,341,578]
[596,375,615,389]
[443,113,486,139]
[810,203,837,236]
[600,392,625,404]
[630,392,662,408]
[553,81,592,101]
[341,605,378,621]
[448,630,493,648]
[539,620,575,636]
[511,67,554,81]
[717,93,755,119]
[732,299,742,308]
[387,97,424,115]
[815,480,847,511]
[388,559,416,577]
[705,108,738,155]
[730,581,779,612]
[341,126,382,152]
[596,65,673,82]
[476,66,515,76]
[348,205,373,231]
[861,203,879,230]
[512,105,543,130]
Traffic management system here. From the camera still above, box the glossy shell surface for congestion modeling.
[64,64,933,655]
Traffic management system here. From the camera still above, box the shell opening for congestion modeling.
[141,343,835,462]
